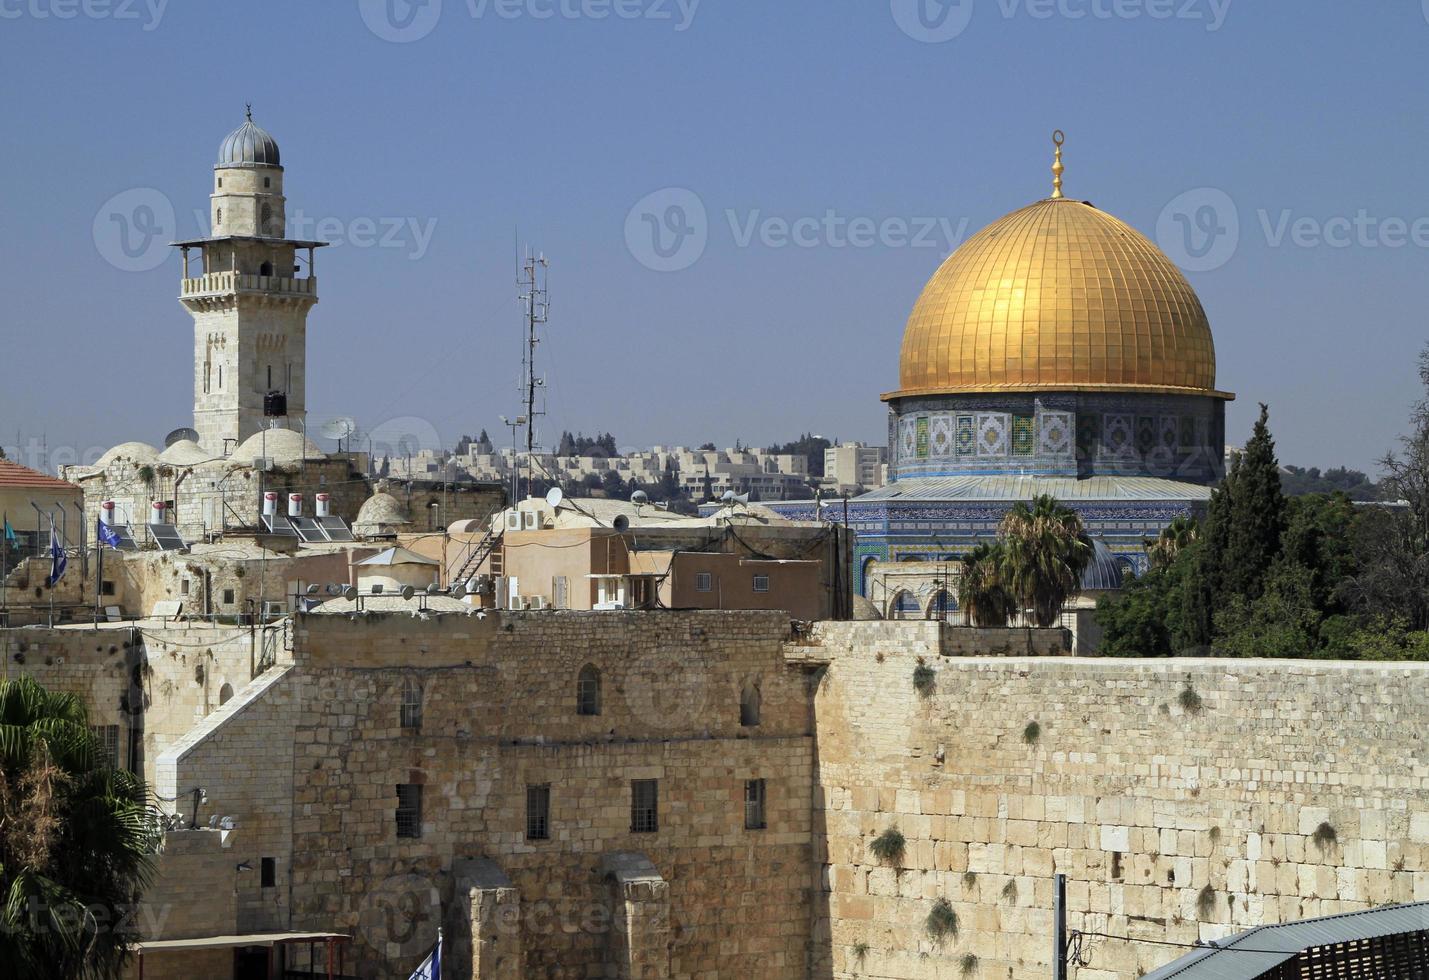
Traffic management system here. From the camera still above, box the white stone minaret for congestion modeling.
[175,107,325,454]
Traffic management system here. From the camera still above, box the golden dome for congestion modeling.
[888,196,1230,401]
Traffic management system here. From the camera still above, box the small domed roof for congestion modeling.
[93,442,161,469]
[158,440,211,466]
[217,107,280,168]
[354,493,411,533]
[1081,539,1126,592]
[229,428,325,465]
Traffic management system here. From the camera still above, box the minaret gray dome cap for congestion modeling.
[216,106,280,168]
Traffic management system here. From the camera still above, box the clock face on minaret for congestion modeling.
[172,108,326,454]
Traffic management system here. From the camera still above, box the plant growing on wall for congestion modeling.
[869,827,906,866]
[960,952,979,975]
[1000,879,1018,903]
[852,942,869,961]
[962,871,977,891]
[912,664,935,697]
[1312,821,1337,852]
[1022,720,1040,745]
[926,898,957,941]
[1178,684,1203,715]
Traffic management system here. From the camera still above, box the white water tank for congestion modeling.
[288,493,303,518]
[100,501,116,526]
[315,492,331,518]
[149,501,168,525]
[262,491,279,517]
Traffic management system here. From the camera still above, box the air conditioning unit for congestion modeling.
[473,575,493,595]
[522,510,540,530]
[528,596,548,610]
[511,596,530,610]
[504,512,523,532]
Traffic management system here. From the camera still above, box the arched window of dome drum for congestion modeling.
[740,682,761,727]
[400,678,422,731]
[576,665,601,716]
[219,683,234,706]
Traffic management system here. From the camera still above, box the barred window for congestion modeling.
[90,725,121,769]
[631,779,658,834]
[744,778,767,830]
[396,784,422,839]
[694,572,712,593]
[526,784,551,841]
[577,665,601,716]
[753,575,770,593]
[400,678,422,731]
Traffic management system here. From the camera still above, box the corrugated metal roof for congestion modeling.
[856,475,1213,503]
[0,459,79,493]
[1140,902,1429,980]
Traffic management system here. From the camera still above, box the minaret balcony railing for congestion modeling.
[181,272,317,297]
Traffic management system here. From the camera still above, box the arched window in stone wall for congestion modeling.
[889,590,920,620]
[219,683,234,706]
[400,677,423,731]
[927,590,955,620]
[740,681,761,727]
[577,665,601,717]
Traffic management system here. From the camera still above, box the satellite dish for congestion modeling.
[545,486,564,509]
[400,585,416,601]
[448,585,464,598]
[326,583,342,596]
[341,586,358,601]
[164,426,201,448]
[631,490,648,505]
[320,416,357,441]
[613,514,630,532]
[305,584,320,596]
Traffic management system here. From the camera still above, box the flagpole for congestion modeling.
[48,515,56,629]
[1,512,8,625]
[94,523,103,627]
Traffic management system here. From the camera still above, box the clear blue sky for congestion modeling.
[3,0,1427,474]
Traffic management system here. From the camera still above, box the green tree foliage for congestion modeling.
[0,677,160,980]
[1222,404,1286,602]
[1147,515,1198,571]
[1095,555,1192,657]
[765,433,831,478]
[1281,465,1380,500]
[957,542,1015,627]
[997,495,1093,628]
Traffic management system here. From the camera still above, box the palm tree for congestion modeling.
[1146,514,1199,570]
[957,542,1016,627]
[0,677,160,980]
[998,495,1094,628]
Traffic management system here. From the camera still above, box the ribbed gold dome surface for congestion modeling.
[888,197,1226,400]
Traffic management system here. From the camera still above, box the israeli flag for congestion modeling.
[97,518,123,551]
[45,522,67,587]
[408,931,441,980]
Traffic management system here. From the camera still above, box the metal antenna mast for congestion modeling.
[517,248,550,498]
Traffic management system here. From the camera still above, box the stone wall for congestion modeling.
[804,624,1429,980]
[286,611,815,979]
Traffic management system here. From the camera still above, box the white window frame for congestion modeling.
[752,574,771,594]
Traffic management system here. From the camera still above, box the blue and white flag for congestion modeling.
[97,518,123,551]
[45,521,66,587]
[408,931,440,980]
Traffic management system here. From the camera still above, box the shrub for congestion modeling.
[926,898,957,941]
[869,827,906,865]
[960,953,979,976]
[852,941,869,961]
[1001,879,1018,903]
[913,664,936,696]
[1178,684,1203,715]
[1197,884,1216,918]
[1022,720,1041,745]
[962,871,977,890]
[1313,821,1337,852]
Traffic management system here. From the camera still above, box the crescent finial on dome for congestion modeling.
[1051,129,1065,200]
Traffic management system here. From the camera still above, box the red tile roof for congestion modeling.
[0,459,80,492]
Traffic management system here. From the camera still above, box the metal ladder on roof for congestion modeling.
[450,528,501,588]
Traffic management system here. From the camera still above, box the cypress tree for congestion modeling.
[1222,404,1286,602]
